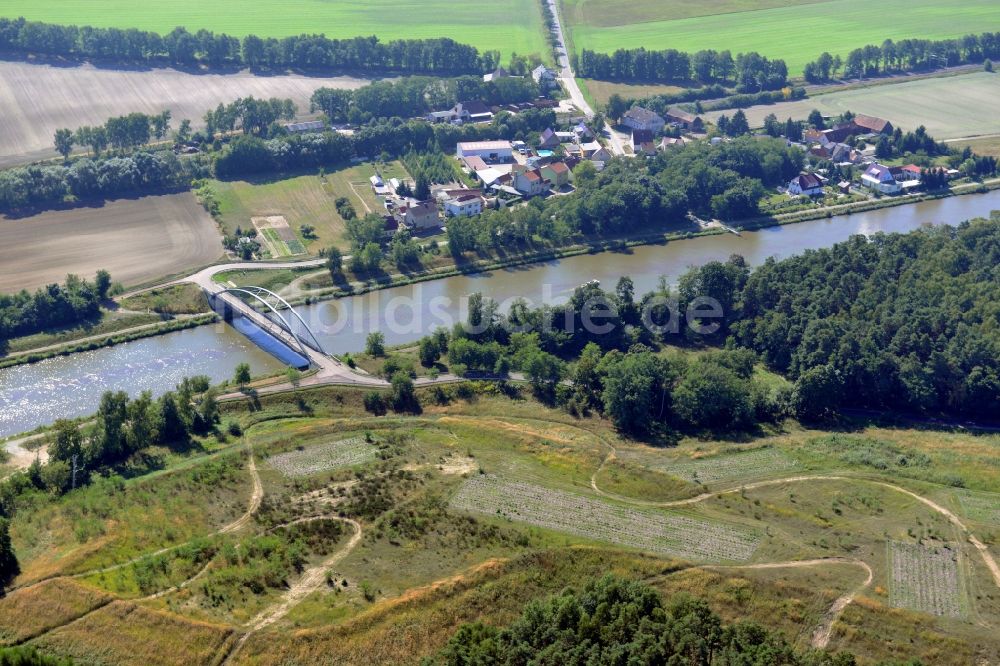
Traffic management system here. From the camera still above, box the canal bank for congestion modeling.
[2,189,999,437]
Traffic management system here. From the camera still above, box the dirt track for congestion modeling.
[0,60,372,165]
[0,192,223,291]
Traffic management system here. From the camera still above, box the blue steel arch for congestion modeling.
[214,286,326,358]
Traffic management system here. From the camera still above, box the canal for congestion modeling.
[2,191,998,437]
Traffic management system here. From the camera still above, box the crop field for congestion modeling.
[562,0,1000,74]
[887,541,963,618]
[0,61,372,166]
[266,436,376,477]
[0,192,223,291]
[639,446,798,485]
[450,475,761,561]
[578,79,686,106]
[0,0,546,61]
[704,71,1000,140]
[253,216,307,258]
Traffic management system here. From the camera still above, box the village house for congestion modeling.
[402,200,441,230]
[532,65,557,89]
[512,164,550,197]
[483,66,511,83]
[861,163,901,194]
[444,193,486,217]
[631,129,656,155]
[574,122,594,141]
[460,155,489,173]
[787,173,825,197]
[664,108,703,132]
[456,140,513,163]
[381,215,400,239]
[538,128,560,150]
[540,161,572,189]
[555,131,576,143]
[622,106,665,133]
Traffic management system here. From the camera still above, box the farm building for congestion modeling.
[532,65,557,88]
[427,100,494,124]
[659,137,685,151]
[664,108,703,132]
[852,114,893,135]
[622,106,665,133]
[788,173,825,196]
[284,120,325,134]
[456,140,513,163]
[631,129,656,155]
[483,66,511,83]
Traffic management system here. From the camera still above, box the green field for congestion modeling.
[562,0,1000,74]
[1,0,547,61]
[704,71,1000,140]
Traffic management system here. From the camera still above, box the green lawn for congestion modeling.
[1,0,547,61]
[563,0,1000,75]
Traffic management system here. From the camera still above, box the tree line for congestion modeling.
[434,574,894,666]
[804,32,1000,82]
[0,271,111,345]
[0,18,497,74]
[575,47,789,92]
[310,75,540,125]
[54,110,173,159]
[0,150,198,211]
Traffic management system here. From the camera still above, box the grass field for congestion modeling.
[704,71,1000,140]
[0,192,223,291]
[0,61,372,165]
[578,78,686,106]
[951,135,1000,158]
[562,0,1000,74]
[4,387,1000,664]
[212,161,409,255]
[0,0,546,62]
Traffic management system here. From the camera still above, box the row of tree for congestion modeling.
[575,47,789,92]
[0,18,497,74]
[310,75,539,125]
[54,111,173,159]
[804,32,1000,81]
[0,271,110,344]
[0,150,197,211]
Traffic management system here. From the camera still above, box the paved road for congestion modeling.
[545,0,594,119]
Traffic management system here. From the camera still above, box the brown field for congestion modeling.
[0,192,223,291]
[0,579,112,645]
[31,601,235,666]
[0,60,374,165]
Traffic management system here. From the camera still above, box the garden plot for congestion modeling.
[267,437,375,477]
[956,490,1000,525]
[647,447,798,485]
[888,541,963,618]
[252,216,306,257]
[451,475,760,562]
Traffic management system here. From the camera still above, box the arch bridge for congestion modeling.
[210,286,326,361]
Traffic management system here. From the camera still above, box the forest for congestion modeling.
[0,18,495,74]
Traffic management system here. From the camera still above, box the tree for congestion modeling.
[234,362,252,389]
[726,109,750,137]
[986,59,994,72]
[158,392,188,443]
[419,336,440,367]
[48,419,83,464]
[366,331,386,357]
[605,94,628,123]
[95,269,112,300]
[326,246,343,278]
[807,109,826,129]
[54,128,74,160]
[390,372,418,412]
[414,173,431,201]
[0,518,19,589]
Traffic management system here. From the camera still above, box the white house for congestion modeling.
[622,107,665,133]
[403,201,441,229]
[861,163,901,194]
[456,140,513,163]
[788,173,825,197]
[532,65,556,87]
[444,193,485,217]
